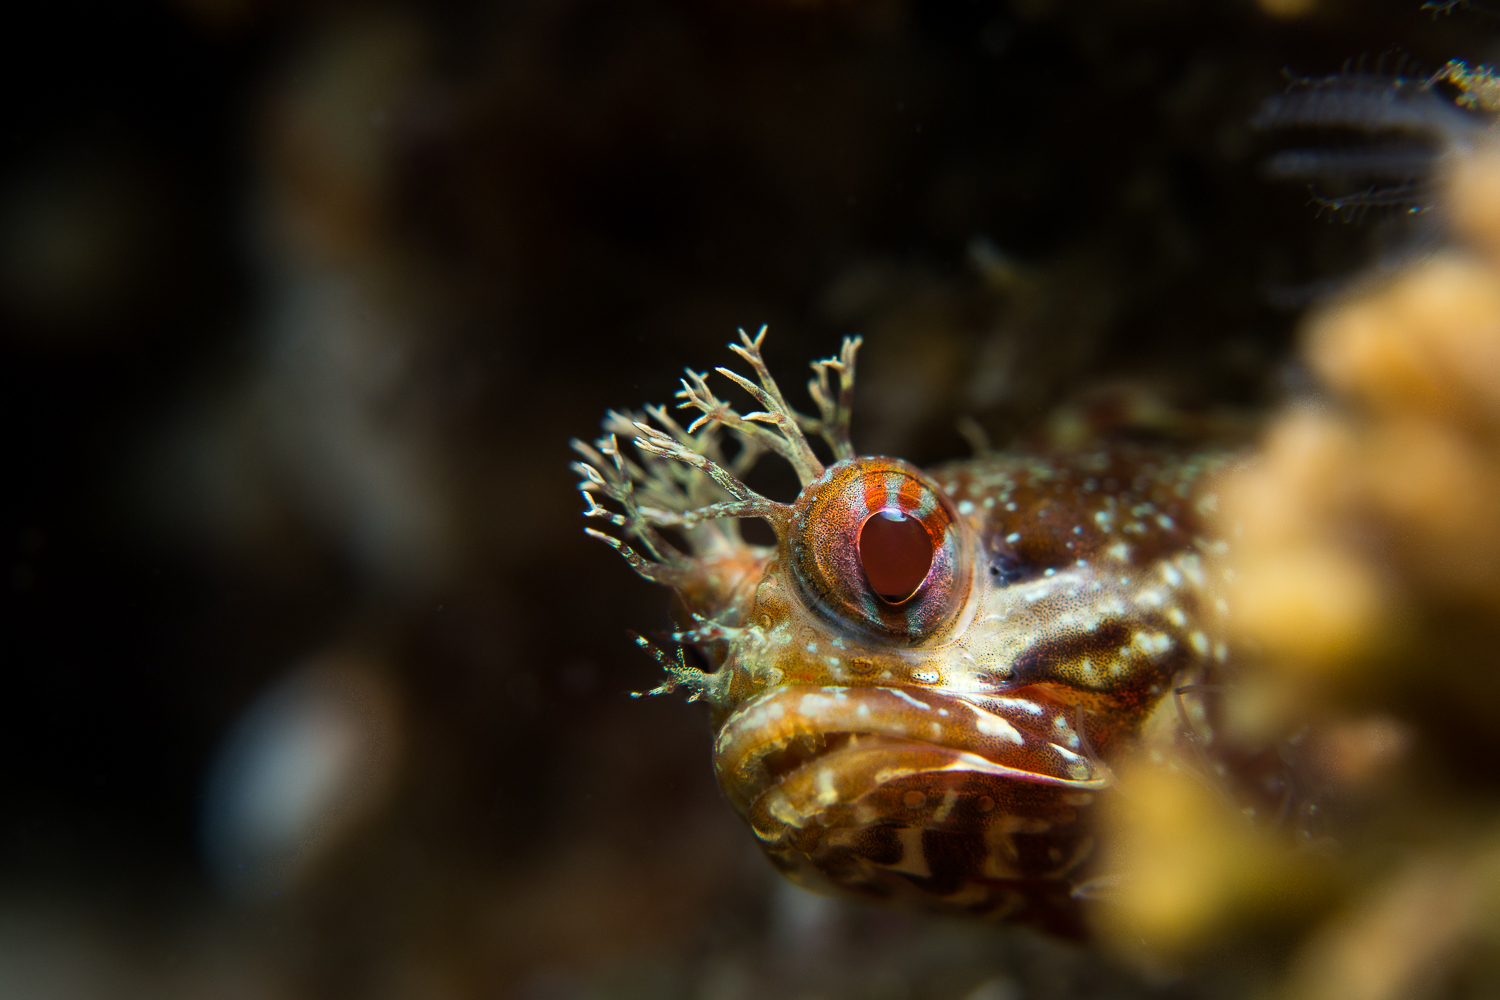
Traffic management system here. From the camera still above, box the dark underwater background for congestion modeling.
[2,2,1495,997]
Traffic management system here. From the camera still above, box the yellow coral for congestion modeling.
[1093,757,1332,956]
[1307,255,1500,429]
[1096,102,1500,994]
[1448,145,1500,258]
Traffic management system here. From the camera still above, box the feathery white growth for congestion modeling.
[803,334,861,462]
[572,328,862,584]
[627,633,729,704]
[676,326,830,485]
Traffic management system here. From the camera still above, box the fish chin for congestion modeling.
[713,685,1107,922]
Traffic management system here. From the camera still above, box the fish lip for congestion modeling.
[713,684,1106,816]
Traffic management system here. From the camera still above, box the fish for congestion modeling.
[572,328,1235,937]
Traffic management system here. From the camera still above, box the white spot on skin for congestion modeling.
[1190,631,1210,656]
[1026,585,1057,604]
[1132,632,1174,658]
[1108,542,1130,562]
[958,500,974,515]
[1166,607,1187,627]
[1161,564,1183,587]
[1006,532,1020,544]
[968,706,1024,745]
[1052,743,1085,763]
[1180,555,1205,587]
[817,767,838,806]
[887,689,933,712]
[806,643,818,653]
[799,694,835,717]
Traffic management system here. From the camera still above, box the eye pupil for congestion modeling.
[858,511,934,603]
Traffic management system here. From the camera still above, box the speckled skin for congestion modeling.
[680,446,1232,937]
[576,334,1234,937]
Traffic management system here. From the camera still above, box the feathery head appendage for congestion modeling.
[631,422,792,521]
[672,326,827,486]
[723,325,826,483]
[572,427,707,571]
[626,633,732,705]
[803,334,862,461]
[580,329,862,547]
[581,413,734,525]
[574,399,784,634]
[579,331,866,708]
[675,369,796,468]
[671,611,743,647]
[583,527,688,586]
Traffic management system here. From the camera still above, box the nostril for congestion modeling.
[859,510,934,603]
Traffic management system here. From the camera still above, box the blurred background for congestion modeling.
[2,1,1496,997]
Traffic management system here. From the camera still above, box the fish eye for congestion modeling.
[787,457,971,643]
[858,510,933,603]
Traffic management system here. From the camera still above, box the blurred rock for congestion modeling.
[201,656,401,899]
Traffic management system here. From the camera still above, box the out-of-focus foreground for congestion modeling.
[3,2,1498,998]
[1094,136,1500,998]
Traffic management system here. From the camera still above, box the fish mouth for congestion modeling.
[713,684,1107,842]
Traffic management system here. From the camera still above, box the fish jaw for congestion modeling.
[713,683,1107,916]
